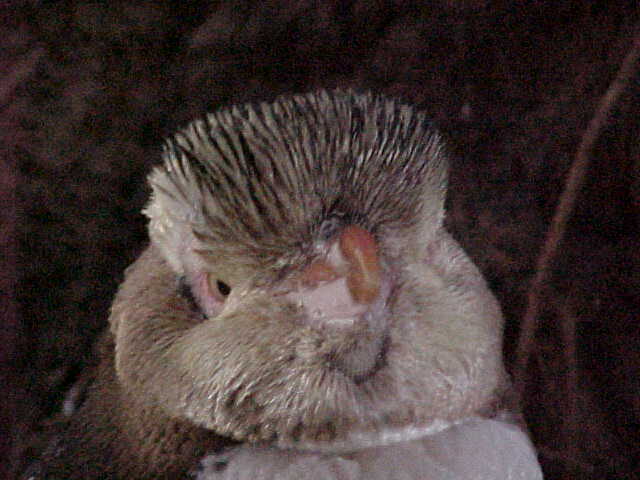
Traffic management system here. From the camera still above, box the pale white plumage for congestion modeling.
[196,417,542,480]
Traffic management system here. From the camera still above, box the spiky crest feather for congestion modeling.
[145,90,447,265]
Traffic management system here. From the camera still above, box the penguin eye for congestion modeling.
[185,273,231,318]
[205,274,232,302]
[216,280,231,297]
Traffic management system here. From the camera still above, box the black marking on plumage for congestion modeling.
[177,275,205,319]
[151,90,445,259]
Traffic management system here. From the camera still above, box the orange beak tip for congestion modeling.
[340,225,382,304]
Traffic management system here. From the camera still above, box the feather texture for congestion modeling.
[145,90,446,268]
[195,417,543,480]
[34,90,542,479]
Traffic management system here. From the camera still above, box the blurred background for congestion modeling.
[2,1,639,479]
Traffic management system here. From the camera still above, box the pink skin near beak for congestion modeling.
[290,226,384,328]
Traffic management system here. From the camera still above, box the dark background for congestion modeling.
[2,1,639,479]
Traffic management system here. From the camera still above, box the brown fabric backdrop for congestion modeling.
[3,2,640,479]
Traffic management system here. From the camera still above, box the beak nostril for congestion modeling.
[297,225,381,304]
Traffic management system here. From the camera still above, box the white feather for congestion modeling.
[195,417,543,480]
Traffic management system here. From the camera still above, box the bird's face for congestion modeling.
[280,224,389,380]
[109,91,506,451]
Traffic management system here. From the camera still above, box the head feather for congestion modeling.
[145,90,447,269]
